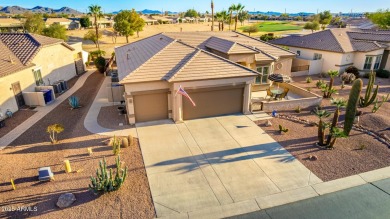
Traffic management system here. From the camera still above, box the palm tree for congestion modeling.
[228,4,236,31]
[211,0,214,31]
[88,5,104,51]
[312,108,331,146]
[216,10,228,31]
[234,3,245,31]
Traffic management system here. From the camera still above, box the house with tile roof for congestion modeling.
[115,31,296,124]
[0,18,23,32]
[0,33,87,113]
[270,29,390,76]
[45,18,80,30]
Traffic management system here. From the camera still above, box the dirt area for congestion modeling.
[97,105,133,130]
[0,72,154,219]
[67,21,306,57]
[0,109,36,139]
[261,74,390,181]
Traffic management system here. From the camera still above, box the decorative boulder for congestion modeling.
[265,120,272,127]
[56,193,76,208]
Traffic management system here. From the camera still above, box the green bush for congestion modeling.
[306,77,312,83]
[376,69,390,78]
[95,56,106,73]
[345,66,360,78]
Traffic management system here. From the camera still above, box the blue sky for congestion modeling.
[1,0,387,13]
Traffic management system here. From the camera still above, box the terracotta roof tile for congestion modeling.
[0,40,34,78]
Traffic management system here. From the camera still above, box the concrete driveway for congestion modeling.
[136,115,322,218]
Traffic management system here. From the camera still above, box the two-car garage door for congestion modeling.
[183,86,244,120]
[133,86,244,123]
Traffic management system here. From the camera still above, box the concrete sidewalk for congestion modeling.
[230,178,390,219]
[136,115,322,218]
[83,76,137,137]
[0,70,95,149]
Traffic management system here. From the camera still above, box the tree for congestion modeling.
[47,124,64,144]
[368,9,390,29]
[80,16,91,28]
[24,13,45,34]
[84,30,102,48]
[243,24,259,36]
[238,10,249,26]
[228,4,236,30]
[88,5,104,50]
[260,33,278,41]
[184,9,198,18]
[114,9,145,43]
[216,10,229,31]
[43,23,68,41]
[280,13,289,20]
[318,10,332,30]
[211,0,214,31]
[303,21,320,33]
[234,3,245,31]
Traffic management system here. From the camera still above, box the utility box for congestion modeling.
[23,86,56,107]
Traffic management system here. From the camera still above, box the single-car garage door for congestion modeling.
[133,92,168,123]
[183,86,244,120]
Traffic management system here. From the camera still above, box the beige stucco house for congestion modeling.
[0,33,86,114]
[115,31,295,124]
[45,18,80,30]
[271,29,390,76]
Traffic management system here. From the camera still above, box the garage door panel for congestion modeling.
[134,93,168,123]
[183,87,243,120]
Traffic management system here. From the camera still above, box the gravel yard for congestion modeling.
[0,71,154,219]
[261,74,390,181]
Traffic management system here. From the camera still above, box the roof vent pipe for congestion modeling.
[9,55,15,64]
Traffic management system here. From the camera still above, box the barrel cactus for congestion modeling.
[344,79,363,136]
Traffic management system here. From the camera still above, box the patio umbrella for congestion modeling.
[268,73,292,83]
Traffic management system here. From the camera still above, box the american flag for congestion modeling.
[176,86,196,107]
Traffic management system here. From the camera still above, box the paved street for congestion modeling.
[230,178,390,219]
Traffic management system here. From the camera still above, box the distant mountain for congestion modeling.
[0,5,83,14]
[248,11,315,17]
[0,6,28,14]
[112,9,178,15]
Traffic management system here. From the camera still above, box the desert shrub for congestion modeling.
[376,69,390,78]
[278,124,289,134]
[95,56,106,73]
[68,96,80,109]
[316,80,325,88]
[345,66,360,78]
[306,77,312,83]
[128,134,134,147]
[47,124,64,144]
[340,72,356,84]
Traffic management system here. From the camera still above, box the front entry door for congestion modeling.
[12,82,25,109]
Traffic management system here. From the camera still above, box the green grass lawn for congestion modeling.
[240,21,303,32]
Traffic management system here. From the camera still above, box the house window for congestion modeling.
[297,50,301,56]
[374,55,382,70]
[363,56,373,70]
[255,66,269,84]
[313,53,322,60]
[33,69,44,86]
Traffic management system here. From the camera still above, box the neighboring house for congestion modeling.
[151,16,174,24]
[342,18,376,30]
[141,15,158,25]
[0,33,87,113]
[115,31,295,124]
[0,18,23,32]
[270,29,390,76]
[89,17,114,28]
[45,18,80,30]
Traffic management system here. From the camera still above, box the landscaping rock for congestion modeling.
[308,155,318,161]
[56,193,76,208]
[265,120,272,127]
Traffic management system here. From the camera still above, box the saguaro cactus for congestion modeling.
[359,71,378,107]
[344,79,363,136]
